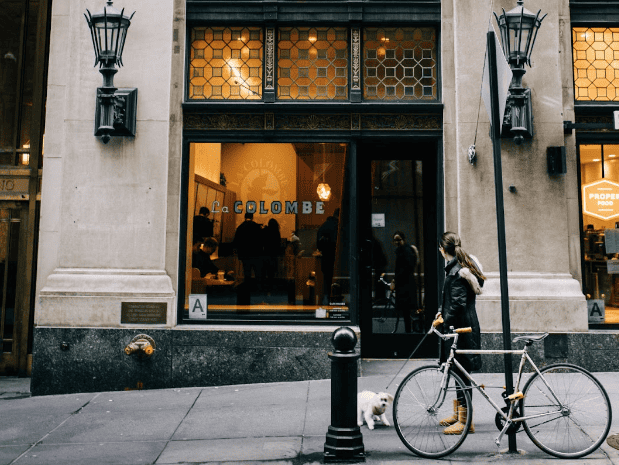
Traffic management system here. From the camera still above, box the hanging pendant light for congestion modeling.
[317,144,331,201]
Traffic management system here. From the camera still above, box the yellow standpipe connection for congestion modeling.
[124,334,156,358]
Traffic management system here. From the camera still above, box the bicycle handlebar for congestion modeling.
[455,327,472,334]
[431,316,471,335]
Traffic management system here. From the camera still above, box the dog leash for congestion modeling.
[384,327,434,390]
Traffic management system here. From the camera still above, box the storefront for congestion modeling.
[180,8,445,362]
[27,0,619,395]
[568,8,619,329]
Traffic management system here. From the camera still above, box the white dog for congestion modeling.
[357,390,394,430]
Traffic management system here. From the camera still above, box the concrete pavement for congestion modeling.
[1,360,618,465]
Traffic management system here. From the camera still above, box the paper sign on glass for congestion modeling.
[372,213,385,227]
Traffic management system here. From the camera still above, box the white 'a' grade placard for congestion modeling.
[189,294,207,319]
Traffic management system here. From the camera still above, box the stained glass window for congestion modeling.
[363,27,437,101]
[277,27,348,100]
[189,27,263,100]
[573,27,619,101]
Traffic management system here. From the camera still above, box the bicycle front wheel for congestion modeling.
[522,363,612,459]
[393,365,471,458]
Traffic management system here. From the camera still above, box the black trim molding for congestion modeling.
[570,1,619,23]
[183,111,442,132]
[186,0,441,24]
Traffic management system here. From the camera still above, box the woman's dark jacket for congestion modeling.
[440,258,482,372]
[394,244,417,310]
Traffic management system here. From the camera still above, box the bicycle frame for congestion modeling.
[432,324,567,446]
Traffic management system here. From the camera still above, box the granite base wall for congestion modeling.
[31,327,349,396]
[478,332,619,373]
[31,328,619,396]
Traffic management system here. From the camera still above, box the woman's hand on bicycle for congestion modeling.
[390,279,395,291]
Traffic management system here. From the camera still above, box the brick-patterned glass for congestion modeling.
[278,27,348,100]
[573,27,619,101]
[364,27,437,100]
[189,27,263,100]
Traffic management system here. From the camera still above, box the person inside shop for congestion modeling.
[390,231,418,333]
[317,207,339,304]
[192,237,234,280]
[263,218,282,293]
[232,212,264,291]
[193,206,214,242]
[436,231,485,435]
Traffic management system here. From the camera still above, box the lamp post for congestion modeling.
[494,1,546,144]
[84,1,136,143]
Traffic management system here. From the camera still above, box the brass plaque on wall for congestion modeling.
[121,302,167,324]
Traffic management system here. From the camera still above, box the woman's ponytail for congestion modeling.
[440,232,486,282]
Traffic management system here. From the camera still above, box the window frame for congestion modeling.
[184,23,442,104]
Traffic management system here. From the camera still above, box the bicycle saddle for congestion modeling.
[512,333,549,345]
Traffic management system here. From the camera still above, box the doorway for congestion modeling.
[358,140,441,358]
[0,202,32,375]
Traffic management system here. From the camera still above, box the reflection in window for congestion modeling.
[580,144,619,325]
[363,27,437,100]
[185,143,349,322]
[277,27,348,100]
[573,27,619,101]
[189,27,263,100]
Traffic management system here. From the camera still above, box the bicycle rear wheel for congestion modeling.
[521,363,612,459]
[393,365,471,458]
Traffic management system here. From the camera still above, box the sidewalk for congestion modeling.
[0,360,618,465]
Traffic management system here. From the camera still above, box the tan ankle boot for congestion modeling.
[443,406,475,435]
[439,399,460,426]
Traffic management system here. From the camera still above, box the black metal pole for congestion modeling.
[487,30,517,453]
[324,327,365,462]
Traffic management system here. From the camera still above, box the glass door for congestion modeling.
[358,140,440,358]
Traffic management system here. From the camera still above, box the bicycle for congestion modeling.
[373,274,397,325]
[392,316,612,459]
[372,273,423,333]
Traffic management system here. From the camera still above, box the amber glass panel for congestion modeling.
[189,27,263,100]
[277,27,348,100]
[364,27,437,100]
[573,27,619,101]
[185,143,350,322]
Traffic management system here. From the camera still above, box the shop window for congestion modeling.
[580,144,619,326]
[363,27,437,100]
[277,27,348,100]
[572,27,619,101]
[184,142,350,322]
[188,27,263,100]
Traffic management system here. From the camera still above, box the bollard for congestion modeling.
[324,326,365,463]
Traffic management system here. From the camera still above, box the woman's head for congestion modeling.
[393,231,406,246]
[439,232,460,257]
[440,231,485,281]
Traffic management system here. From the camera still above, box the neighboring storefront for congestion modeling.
[26,0,619,395]
[568,9,619,328]
[0,0,50,377]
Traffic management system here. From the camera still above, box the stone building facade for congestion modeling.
[4,0,615,394]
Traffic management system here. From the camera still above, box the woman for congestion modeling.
[437,231,485,435]
[391,231,418,334]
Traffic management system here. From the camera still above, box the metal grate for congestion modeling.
[363,27,437,101]
[189,27,263,100]
[573,27,619,101]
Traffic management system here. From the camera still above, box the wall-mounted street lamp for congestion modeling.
[84,1,137,144]
[494,1,546,144]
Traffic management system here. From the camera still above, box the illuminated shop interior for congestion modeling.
[580,144,619,325]
[185,142,349,321]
